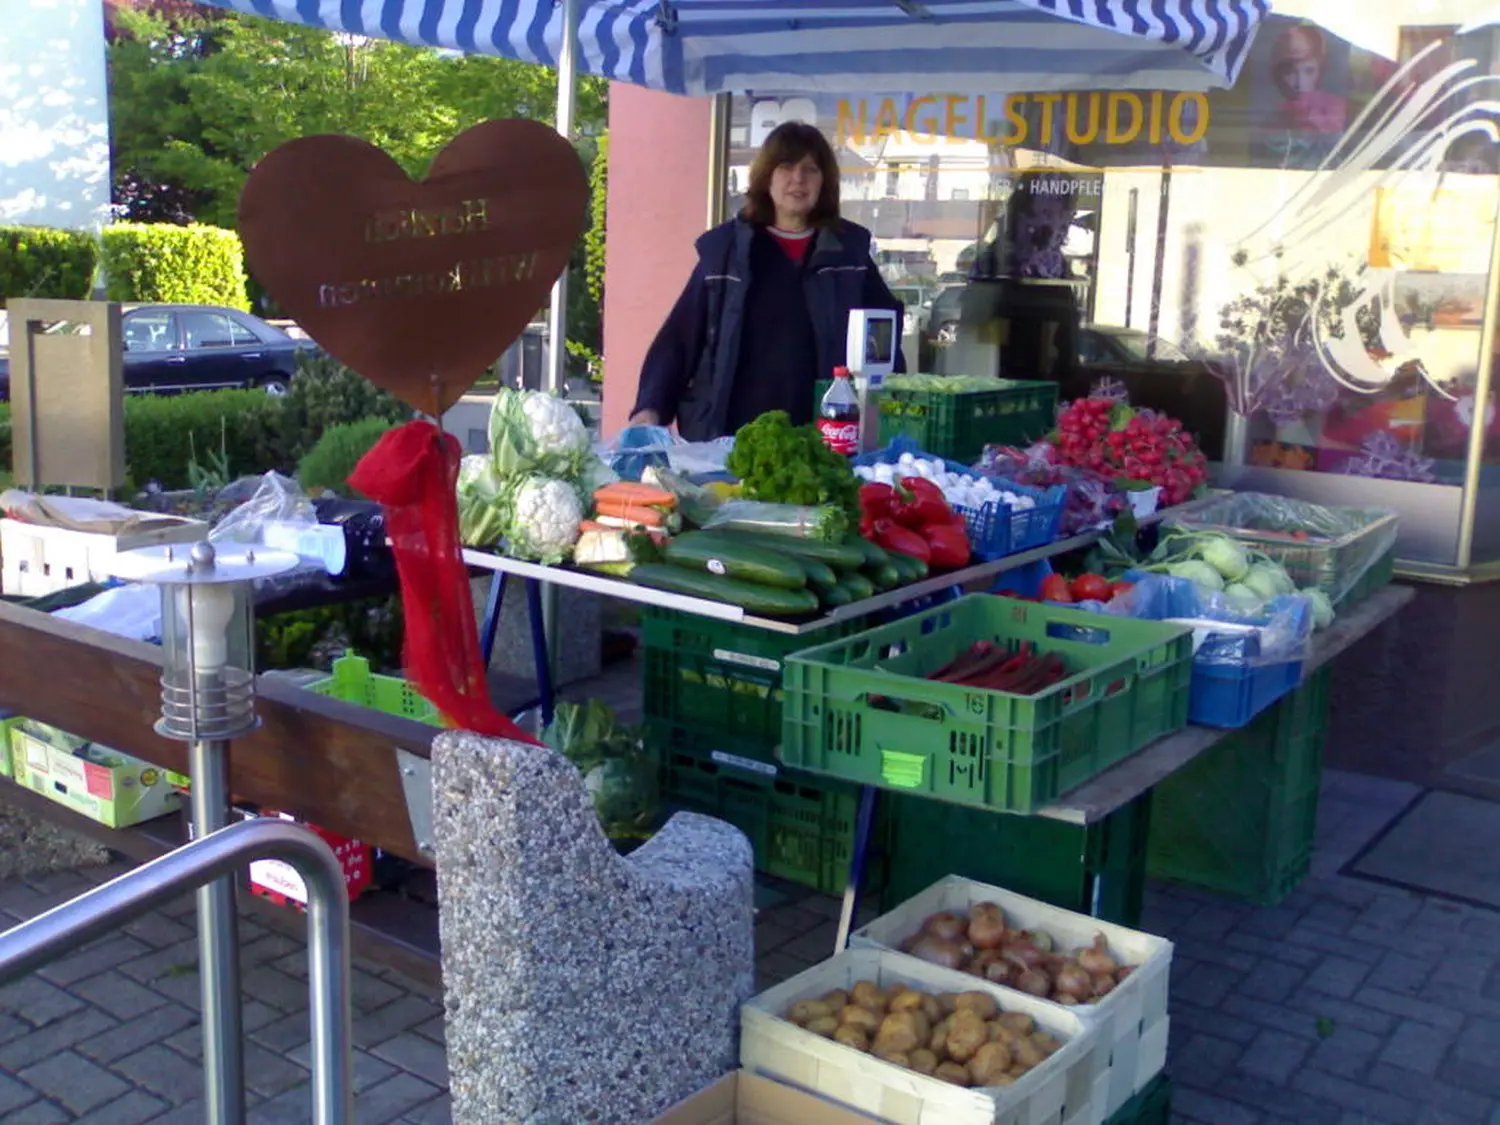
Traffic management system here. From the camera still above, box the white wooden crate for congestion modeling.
[741,947,1103,1125]
[848,876,1172,1119]
[0,518,205,597]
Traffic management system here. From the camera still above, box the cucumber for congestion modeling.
[629,564,819,617]
[714,531,866,571]
[841,572,876,602]
[865,563,901,591]
[665,532,806,590]
[847,536,891,570]
[819,583,853,609]
[799,557,840,592]
[886,551,930,582]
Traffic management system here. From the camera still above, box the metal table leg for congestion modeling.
[479,572,508,666]
[524,578,556,726]
[834,785,881,953]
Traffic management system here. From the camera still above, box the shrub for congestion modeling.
[0,403,10,474]
[296,418,395,499]
[0,226,98,308]
[123,391,290,490]
[100,223,250,310]
[282,351,411,464]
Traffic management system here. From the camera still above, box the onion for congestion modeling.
[907,933,970,971]
[968,903,1008,951]
[1092,973,1116,998]
[1052,992,1079,1006]
[1001,939,1045,968]
[1053,962,1093,1001]
[1115,965,1135,984]
[1024,929,1054,954]
[922,912,968,942]
[1077,935,1118,976]
[1015,968,1051,997]
[983,959,1016,986]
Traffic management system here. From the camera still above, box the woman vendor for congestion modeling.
[628,122,906,441]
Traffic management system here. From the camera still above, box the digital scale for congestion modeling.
[844,307,898,452]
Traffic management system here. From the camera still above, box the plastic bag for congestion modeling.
[1089,571,1312,666]
[210,471,347,577]
[641,466,721,528]
[702,499,849,542]
[598,427,735,482]
[1164,492,1398,605]
[975,443,1127,535]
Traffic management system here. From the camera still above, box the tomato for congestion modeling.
[1040,574,1075,603]
[1107,580,1135,602]
[1071,573,1112,603]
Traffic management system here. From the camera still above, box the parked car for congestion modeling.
[926,284,967,347]
[890,284,933,337]
[0,304,312,402]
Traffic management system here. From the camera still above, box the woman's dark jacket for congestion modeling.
[632,217,906,441]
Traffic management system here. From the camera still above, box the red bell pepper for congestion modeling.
[873,519,931,563]
[922,522,970,570]
[859,482,897,520]
[892,477,951,528]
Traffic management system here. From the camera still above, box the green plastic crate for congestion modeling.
[1336,547,1394,609]
[1147,667,1330,905]
[782,595,1193,814]
[877,379,1059,464]
[879,789,1151,928]
[307,652,443,726]
[1107,1073,1171,1125]
[641,609,870,760]
[650,722,883,896]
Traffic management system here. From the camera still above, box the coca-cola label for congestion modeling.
[819,418,859,455]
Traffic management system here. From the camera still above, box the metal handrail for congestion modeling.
[0,818,353,1125]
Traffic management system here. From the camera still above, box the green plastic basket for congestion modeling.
[307,652,443,726]
[1107,1073,1171,1125]
[649,722,884,897]
[782,595,1193,814]
[1147,667,1330,905]
[879,788,1152,928]
[641,609,871,758]
[877,379,1059,464]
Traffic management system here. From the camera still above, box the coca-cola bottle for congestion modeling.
[818,367,860,456]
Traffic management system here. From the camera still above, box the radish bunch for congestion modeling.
[1050,398,1209,508]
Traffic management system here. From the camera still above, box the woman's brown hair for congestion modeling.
[740,122,841,227]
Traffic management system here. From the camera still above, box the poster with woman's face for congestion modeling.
[1249,20,1354,169]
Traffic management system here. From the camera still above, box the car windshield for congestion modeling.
[1107,332,1190,364]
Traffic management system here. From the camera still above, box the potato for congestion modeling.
[789,1000,834,1026]
[996,1012,1035,1036]
[806,1016,840,1038]
[887,982,911,996]
[874,1010,927,1055]
[989,1022,1019,1045]
[945,1010,988,1063]
[929,1015,953,1057]
[850,981,888,1012]
[934,992,960,1017]
[874,1049,910,1068]
[821,989,850,1011]
[908,1048,939,1076]
[935,1061,972,1087]
[954,991,998,1021]
[840,1005,882,1034]
[1013,1035,1047,1069]
[889,990,926,1014]
[833,1025,869,1052]
[920,994,943,1025]
[1031,1032,1062,1057]
[967,1040,1013,1086]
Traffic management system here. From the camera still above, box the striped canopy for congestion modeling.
[209,0,1270,97]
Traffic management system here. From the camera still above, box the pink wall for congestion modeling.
[600,83,714,434]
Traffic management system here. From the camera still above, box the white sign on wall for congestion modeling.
[749,98,819,146]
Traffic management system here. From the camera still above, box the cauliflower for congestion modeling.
[456,455,507,547]
[488,387,590,478]
[502,475,584,564]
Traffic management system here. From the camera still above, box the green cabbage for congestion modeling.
[1168,559,1225,592]
[1199,536,1250,582]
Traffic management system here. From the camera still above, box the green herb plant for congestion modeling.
[726,410,860,520]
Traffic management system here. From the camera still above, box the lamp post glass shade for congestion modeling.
[107,542,300,742]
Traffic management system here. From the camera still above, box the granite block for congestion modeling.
[0,805,109,881]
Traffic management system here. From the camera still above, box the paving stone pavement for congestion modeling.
[2,766,1495,1123]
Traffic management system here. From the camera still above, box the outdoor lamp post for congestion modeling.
[110,540,298,1125]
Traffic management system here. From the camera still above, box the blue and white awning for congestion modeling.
[207,0,1270,97]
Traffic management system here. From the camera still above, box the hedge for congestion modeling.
[0,226,98,308]
[100,224,250,311]
[122,391,290,489]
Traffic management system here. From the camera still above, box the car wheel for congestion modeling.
[257,375,291,397]
[935,321,959,348]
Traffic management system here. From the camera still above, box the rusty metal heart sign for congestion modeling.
[238,119,589,416]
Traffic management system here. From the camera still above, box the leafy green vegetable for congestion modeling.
[542,701,659,842]
[456,455,507,547]
[726,411,859,519]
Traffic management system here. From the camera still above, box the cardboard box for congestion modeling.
[12,723,182,828]
[650,1071,878,1125]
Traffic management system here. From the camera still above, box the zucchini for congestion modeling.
[865,563,901,591]
[799,557,840,592]
[664,532,806,590]
[628,564,819,617]
[847,536,891,570]
[841,572,876,602]
[819,583,853,609]
[886,551,930,582]
[715,532,866,571]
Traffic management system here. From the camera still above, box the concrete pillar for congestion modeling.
[433,731,754,1124]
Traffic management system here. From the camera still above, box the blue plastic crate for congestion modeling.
[1189,658,1304,728]
[854,437,1065,560]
